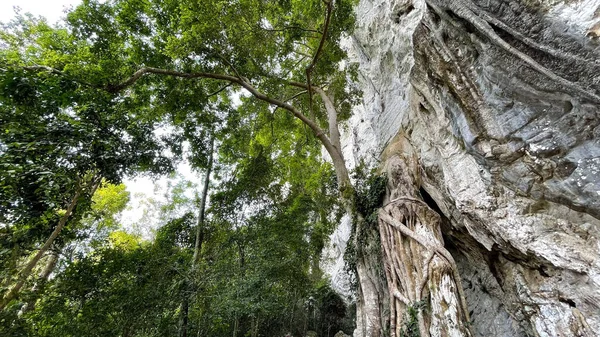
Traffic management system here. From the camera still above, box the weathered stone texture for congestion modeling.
[328,0,600,336]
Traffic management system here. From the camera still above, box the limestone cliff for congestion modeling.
[324,0,600,336]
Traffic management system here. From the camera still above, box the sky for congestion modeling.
[1,0,201,237]
[0,0,81,24]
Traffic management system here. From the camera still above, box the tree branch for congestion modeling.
[215,54,244,81]
[207,83,232,97]
[286,81,350,187]
[259,25,322,35]
[427,0,600,103]
[106,67,354,185]
[271,90,307,123]
[285,90,308,102]
[305,0,334,119]
[313,87,342,153]
[23,65,64,76]
[105,67,242,93]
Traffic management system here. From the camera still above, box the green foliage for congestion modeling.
[1,123,349,337]
[108,230,142,250]
[343,161,387,287]
[90,182,130,230]
[66,181,131,248]
[0,36,173,284]
[353,162,387,227]
[0,0,361,335]
[399,300,428,337]
[23,236,185,337]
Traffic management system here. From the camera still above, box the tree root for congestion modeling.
[379,210,471,323]
[425,0,600,103]
[463,2,595,66]
[378,198,472,337]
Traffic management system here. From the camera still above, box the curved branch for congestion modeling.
[306,0,334,119]
[23,65,65,76]
[260,25,322,35]
[207,83,232,97]
[384,196,430,209]
[106,67,239,93]
[107,67,352,186]
[284,90,308,103]
[271,90,308,117]
[107,68,315,129]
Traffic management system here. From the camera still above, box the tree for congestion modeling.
[17,181,130,315]
[6,146,344,337]
[0,173,101,312]
[0,8,181,310]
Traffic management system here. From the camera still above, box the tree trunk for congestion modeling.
[0,176,100,311]
[181,136,214,337]
[354,221,386,337]
[179,297,189,337]
[289,289,297,332]
[192,136,214,266]
[18,250,59,315]
[377,139,471,337]
[233,316,239,337]
[310,88,387,337]
[251,314,259,337]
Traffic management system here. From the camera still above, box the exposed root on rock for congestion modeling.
[461,1,595,66]
[379,201,472,337]
[378,150,472,337]
[425,0,600,103]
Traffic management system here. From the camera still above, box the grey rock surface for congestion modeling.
[320,214,354,300]
[324,0,600,336]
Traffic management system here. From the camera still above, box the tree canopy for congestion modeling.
[0,0,362,336]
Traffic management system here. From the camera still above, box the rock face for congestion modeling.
[321,214,354,300]
[325,0,600,336]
